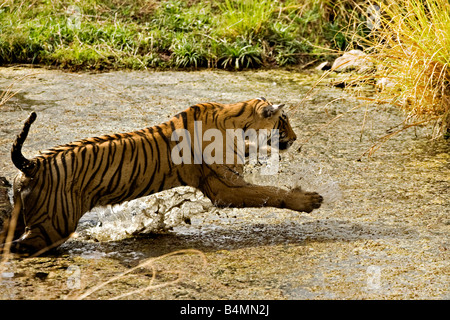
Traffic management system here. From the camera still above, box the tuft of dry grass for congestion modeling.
[352,0,450,145]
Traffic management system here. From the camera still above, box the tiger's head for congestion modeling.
[254,97,297,151]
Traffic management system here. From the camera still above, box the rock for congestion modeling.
[315,61,331,71]
[331,49,373,73]
[34,272,49,280]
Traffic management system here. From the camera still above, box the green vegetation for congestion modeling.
[1,0,448,137]
[0,0,363,70]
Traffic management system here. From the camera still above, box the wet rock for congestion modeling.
[34,272,49,281]
[331,49,373,73]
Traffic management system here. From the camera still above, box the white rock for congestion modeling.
[315,61,331,71]
[332,49,373,73]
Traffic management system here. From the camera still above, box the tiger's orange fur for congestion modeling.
[3,98,322,254]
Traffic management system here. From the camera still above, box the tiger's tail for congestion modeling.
[11,112,37,176]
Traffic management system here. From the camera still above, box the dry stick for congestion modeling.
[75,249,207,300]
[296,53,371,140]
[358,116,441,160]
[110,270,186,300]
[360,104,369,142]
[292,69,334,121]
[296,62,441,158]
[293,64,348,151]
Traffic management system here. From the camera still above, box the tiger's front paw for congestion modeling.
[285,187,323,213]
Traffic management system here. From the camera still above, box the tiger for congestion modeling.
[2,98,323,255]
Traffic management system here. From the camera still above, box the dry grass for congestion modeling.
[351,0,450,146]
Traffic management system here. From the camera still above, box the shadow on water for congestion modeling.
[58,218,416,264]
[0,90,48,111]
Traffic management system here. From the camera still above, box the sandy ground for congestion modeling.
[0,66,448,300]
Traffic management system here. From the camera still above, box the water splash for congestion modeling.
[79,158,341,241]
[289,159,343,206]
[79,187,212,241]
[244,157,343,206]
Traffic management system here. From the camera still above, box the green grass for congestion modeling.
[0,0,363,70]
[216,0,276,38]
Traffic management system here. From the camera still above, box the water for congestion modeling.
[0,67,448,299]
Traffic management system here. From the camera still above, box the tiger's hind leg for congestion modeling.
[199,164,323,213]
[5,188,75,255]
[8,217,73,255]
[10,193,79,255]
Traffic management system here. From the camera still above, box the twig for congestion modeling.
[74,249,207,300]
[358,116,441,160]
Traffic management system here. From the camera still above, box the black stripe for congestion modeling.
[90,144,99,169]
[122,162,142,201]
[51,156,61,215]
[60,151,68,176]
[140,136,148,176]
[59,152,72,230]
[212,110,220,128]
[50,156,70,235]
[36,224,53,246]
[59,154,71,233]
[223,103,248,124]
[78,147,90,188]
[176,170,188,186]
[159,125,173,171]
[192,105,202,121]
[180,111,188,129]
[128,138,142,183]
[135,162,158,198]
[106,140,127,193]
[146,127,156,156]
[169,120,177,134]
[28,163,49,217]
[157,174,166,192]
[234,103,247,117]
[84,146,107,201]
[155,124,172,170]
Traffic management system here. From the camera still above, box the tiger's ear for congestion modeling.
[261,104,285,118]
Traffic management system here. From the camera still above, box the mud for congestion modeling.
[0,66,448,300]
